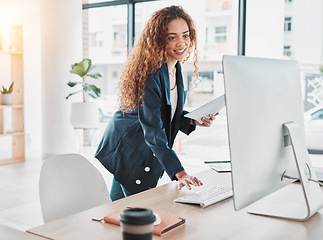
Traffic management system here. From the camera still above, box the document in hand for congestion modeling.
[103,208,186,236]
[184,94,226,124]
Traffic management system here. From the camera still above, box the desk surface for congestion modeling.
[0,225,45,239]
[27,169,323,240]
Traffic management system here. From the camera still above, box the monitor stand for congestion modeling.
[247,121,323,221]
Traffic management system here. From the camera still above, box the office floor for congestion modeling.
[1,138,323,232]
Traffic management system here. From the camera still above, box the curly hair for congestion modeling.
[118,5,199,111]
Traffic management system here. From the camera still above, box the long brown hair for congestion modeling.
[118,5,199,111]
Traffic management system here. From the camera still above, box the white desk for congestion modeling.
[27,169,323,240]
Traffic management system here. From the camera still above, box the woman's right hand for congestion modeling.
[175,170,203,190]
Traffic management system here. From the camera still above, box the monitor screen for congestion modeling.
[222,55,323,221]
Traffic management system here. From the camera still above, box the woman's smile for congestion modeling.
[174,48,187,54]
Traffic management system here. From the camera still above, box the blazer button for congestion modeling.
[144,167,150,172]
[135,180,141,185]
[153,153,156,157]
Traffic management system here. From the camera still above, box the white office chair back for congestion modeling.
[39,153,110,223]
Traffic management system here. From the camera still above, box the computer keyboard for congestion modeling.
[174,186,233,208]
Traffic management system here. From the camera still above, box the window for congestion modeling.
[84,0,239,164]
[113,31,126,49]
[83,4,127,121]
[246,1,323,152]
[85,0,118,3]
[206,27,209,44]
[206,0,232,11]
[284,17,292,31]
[215,26,227,43]
[188,72,214,93]
[90,32,104,47]
[283,45,291,56]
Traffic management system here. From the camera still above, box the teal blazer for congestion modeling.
[95,62,196,194]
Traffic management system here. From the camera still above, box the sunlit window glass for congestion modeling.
[83,5,127,124]
[246,1,323,152]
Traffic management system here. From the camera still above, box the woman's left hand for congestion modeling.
[195,113,218,127]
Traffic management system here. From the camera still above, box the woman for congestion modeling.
[95,5,216,201]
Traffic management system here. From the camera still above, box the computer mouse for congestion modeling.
[153,212,161,225]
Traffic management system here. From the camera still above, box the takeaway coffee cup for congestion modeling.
[119,208,156,240]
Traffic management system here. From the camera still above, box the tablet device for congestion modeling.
[184,94,226,124]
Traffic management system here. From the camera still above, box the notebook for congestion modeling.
[103,208,185,236]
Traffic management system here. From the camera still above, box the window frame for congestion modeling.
[82,0,247,55]
[83,0,160,53]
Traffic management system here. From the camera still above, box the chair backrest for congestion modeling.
[39,153,110,223]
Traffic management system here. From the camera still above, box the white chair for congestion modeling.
[39,153,110,223]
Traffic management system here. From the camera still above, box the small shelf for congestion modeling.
[0,25,25,164]
[0,158,24,165]
[0,131,24,136]
[0,105,24,109]
[0,50,23,55]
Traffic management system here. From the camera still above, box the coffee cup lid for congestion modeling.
[119,208,156,225]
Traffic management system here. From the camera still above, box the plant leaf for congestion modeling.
[88,65,95,72]
[0,84,13,94]
[70,59,93,77]
[88,92,98,99]
[66,90,82,99]
[70,63,85,77]
[83,84,101,98]
[67,59,101,100]
[87,73,102,79]
[8,82,14,93]
[67,81,79,87]
[83,59,92,73]
[90,85,101,97]
[70,62,85,77]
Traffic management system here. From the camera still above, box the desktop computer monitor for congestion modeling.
[222,55,323,221]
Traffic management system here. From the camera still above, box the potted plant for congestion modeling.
[0,82,14,105]
[66,58,102,130]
